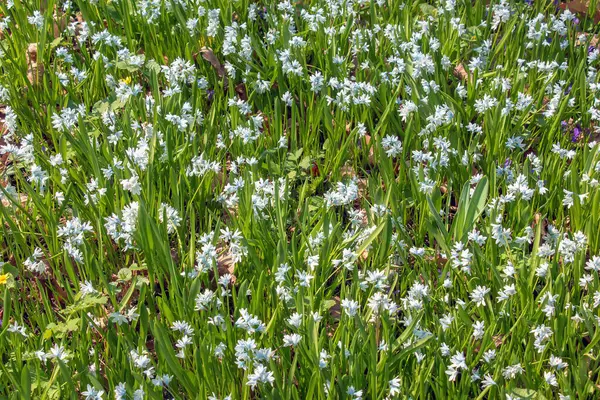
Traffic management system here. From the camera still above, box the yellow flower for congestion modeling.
[120,76,132,85]
[0,273,9,285]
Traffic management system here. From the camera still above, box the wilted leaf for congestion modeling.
[199,47,226,77]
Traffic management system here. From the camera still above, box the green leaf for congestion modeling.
[151,321,198,393]
[63,295,108,316]
[427,196,449,254]
[92,100,110,114]
[354,219,387,258]
[145,59,161,74]
[20,366,31,400]
[460,176,489,241]
[49,37,62,49]
[44,318,82,339]
[510,388,547,399]
[298,156,311,170]
[117,268,133,282]
[116,60,143,72]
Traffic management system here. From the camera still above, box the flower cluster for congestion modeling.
[2,0,600,399]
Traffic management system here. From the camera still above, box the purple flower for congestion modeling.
[572,126,582,142]
[565,84,573,95]
[259,6,268,19]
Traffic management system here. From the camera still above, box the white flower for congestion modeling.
[287,312,303,328]
[235,309,266,334]
[133,388,144,400]
[502,363,524,380]
[470,286,490,306]
[8,322,27,337]
[381,135,403,158]
[445,352,467,382]
[347,386,363,399]
[389,377,401,396]
[80,280,98,297]
[324,180,359,207]
[482,349,496,364]
[544,371,558,386]
[296,270,314,287]
[549,355,568,370]
[497,283,516,302]
[49,344,70,363]
[109,312,129,325]
[114,383,127,400]
[121,174,141,195]
[341,299,360,317]
[34,350,48,362]
[586,256,600,272]
[283,333,302,347]
[481,374,496,389]
[246,364,274,388]
[82,384,105,400]
[440,313,454,331]
[171,320,194,335]
[472,320,485,340]
[27,11,44,29]
[531,324,553,353]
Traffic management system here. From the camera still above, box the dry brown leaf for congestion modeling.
[340,165,356,178]
[215,243,237,284]
[200,47,226,78]
[559,1,600,24]
[217,253,236,283]
[26,43,43,85]
[364,134,375,164]
[53,10,69,38]
[453,63,469,81]
[493,334,504,347]
[235,82,248,101]
[329,296,341,320]
[1,192,28,208]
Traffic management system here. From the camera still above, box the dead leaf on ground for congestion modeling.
[559,1,600,24]
[453,63,469,81]
[199,47,226,78]
[1,193,28,208]
[215,243,237,284]
[235,83,248,101]
[493,334,504,347]
[53,10,69,38]
[329,296,341,320]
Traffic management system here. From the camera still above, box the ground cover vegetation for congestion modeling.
[1,0,600,398]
